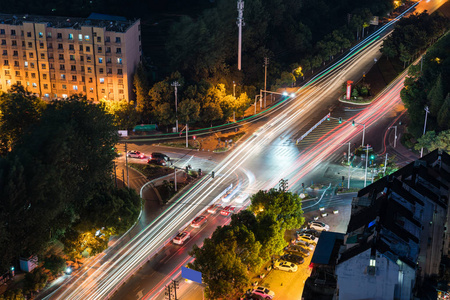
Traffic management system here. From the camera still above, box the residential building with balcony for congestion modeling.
[0,13,141,102]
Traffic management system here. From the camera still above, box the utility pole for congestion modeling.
[186,123,189,148]
[383,153,388,177]
[125,142,129,187]
[347,142,351,189]
[113,161,117,187]
[171,81,181,132]
[236,0,245,71]
[264,57,269,108]
[364,144,369,187]
[420,106,430,158]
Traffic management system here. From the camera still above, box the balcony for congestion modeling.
[116,74,123,78]
[48,57,54,62]
[59,69,66,73]
[58,59,65,63]
[69,49,75,53]
[57,48,64,53]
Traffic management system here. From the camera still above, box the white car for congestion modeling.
[127,150,145,159]
[297,233,319,245]
[274,260,298,272]
[252,286,275,299]
[309,221,330,232]
[207,204,221,214]
[172,231,190,245]
[234,193,249,204]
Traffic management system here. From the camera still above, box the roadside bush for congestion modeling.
[43,255,66,276]
[24,267,48,293]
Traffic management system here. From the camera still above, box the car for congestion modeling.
[150,152,170,162]
[285,244,310,257]
[273,260,298,272]
[281,254,304,265]
[297,233,319,245]
[190,216,207,228]
[297,228,321,238]
[309,221,330,232]
[172,231,190,245]
[234,193,249,204]
[127,150,145,159]
[295,240,315,251]
[251,286,275,299]
[220,206,236,216]
[207,204,221,214]
[147,158,168,166]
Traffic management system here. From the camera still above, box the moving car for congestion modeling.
[220,206,236,216]
[190,216,207,228]
[150,152,170,162]
[234,193,249,204]
[281,254,304,265]
[309,221,330,232]
[296,240,315,251]
[207,204,221,214]
[285,244,310,257]
[297,233,319,245]
[172,231,190,245]
[127,150,145,158]
[273,260,298,272]
[147,158,168,166]
[251,286,275,299]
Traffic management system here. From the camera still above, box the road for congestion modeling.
[51,1,445,299]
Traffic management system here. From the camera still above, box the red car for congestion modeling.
[220,206,236,216]
[190,216,207,228]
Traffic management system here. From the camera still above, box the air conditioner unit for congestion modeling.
[368,266,376,276]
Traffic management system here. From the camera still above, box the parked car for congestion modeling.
[297,233,319,245]
[147,158,168,166]
[309,221,330,232]
[251,286,275,299]
[127,150,145,158]
[172,231,190,245]
[297,228,321,238]
[207,204,222,214]
[190,216,207,228]
[296,240,315,251]
[220,206,236,216]
[285,244,310,257]
[273,260,298,272]
[150,152,170,162]
[281,254,304,265]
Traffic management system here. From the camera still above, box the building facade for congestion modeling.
[0,13,141,102]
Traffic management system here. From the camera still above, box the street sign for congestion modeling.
[181,266,202,284]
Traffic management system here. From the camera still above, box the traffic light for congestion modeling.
[342,176,345,181]
[352,120,355,126]
[326,114,330,121]
[302,182,304,188]
[211,171,215,178]
[370,154,375,160]
[339,117,342,123]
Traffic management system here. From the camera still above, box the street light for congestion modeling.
[388,126,397,148]
[233,81,236,97]
[171,81,181,132]
[420,106,430,158]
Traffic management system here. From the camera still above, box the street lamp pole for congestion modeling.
[171,81,181,132]
[362,123,366,148]
[233,81,236,122]
[237,0,245,71]
[254,95,260,115]
[364,144,369,187]
[420,106,430,158]
[389,126,398,148]
[348,142,351,189]
[264,57,269,108]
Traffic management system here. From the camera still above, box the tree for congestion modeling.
[133,62,150,118]
[0,84,46,155]
[437,94,450,129]
[101,99,140,130]
[415,130,450,153]
[201,101,223,125]
[178,99,200,124]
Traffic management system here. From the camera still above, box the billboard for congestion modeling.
[370,16,379,26]
[181,266,202,284]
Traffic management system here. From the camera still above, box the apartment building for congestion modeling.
[335,149,450,300]
[0,13,141,102]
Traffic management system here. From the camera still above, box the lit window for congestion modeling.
[41,64,46,69]
[6,80,11,85]
[89,88,93,93]
[62,94,68,98]
[39,32,43,38]
[78,34,82,41]
[32,83,37,88]
[61,74,65,79]
[98,57,103,63]
[24,61,28,67]
[84,35,90,41]
[370,258,376,267]
[44,84,48,89]
[117,58,122,64]
[73,85,78,91]
[99,78,104,84]
[44,93,49,97]
[68,33,73,40]
[62,85,67,89]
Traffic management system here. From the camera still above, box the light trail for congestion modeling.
[54,6,420,299]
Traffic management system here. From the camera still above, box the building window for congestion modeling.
[13,51,18,56]
[79,45,83,51]
[22,41,25,47]
[29,52,34,58]
[117,69,123,75]
[32,83,37,88]
[40,42,44,49]
[97,37,101,42]
[62,85,67,89]
[4,70,9,75]
[86,46,90,52]
[43,74,47,80]
[47,32,52,38]
[99,68,104,74]
[44,93,49,97]
[16,81,21,86]
[71,65,76,71]
[115,37,121,43]
[99,78,104,84]
[80,56,84,62]
[98,57,103,63]
[1,39,5,45]
[24,61,28,67]
[41,64,46,69]
[73,85,78,91]
[116,48,121,54]
[68,33,73,40]
[90,87,94,93]
[101,89,105,93]
[72,75,77,81]
[119,89,124,94]
[3,60,8,66]
[107,68,112,74]
[80,66,85,72]
[26,32,31,37]
[11,30,16,36]
[59,54,64,60]
[98,46,102,53]
[370,258,376,267]
[62,94,68,98]
[105,36,110,42]
[40,53,45,59]
[0,29,5,35]
[30,63,35,68]
[2,50,6,55]
[106,47,111,53]
[87,56,91,63]
[25,71,28,78]
[87,67,92,73]
[39,32,43,38]
[60,64,65,70]
[11,40,16,46]
[15,71,20,76]
[61,74,66,79]
[44,84,48,89]
[118,79,123,84]
[70,55,75,61]
[106,58,111,64]
[84,35,90,41]
[117,58,122,64]
[58,43,63,49]
[56,32,62,39]
[31,73,36,78]
[14,61,19,67]
[48,43,52,49]
[69,44,74,50]
[28,42,32,48]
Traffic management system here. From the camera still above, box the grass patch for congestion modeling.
[160,140,201,149]
[155,180,190,204]
[213,147,229,153]
[129,163,173,180]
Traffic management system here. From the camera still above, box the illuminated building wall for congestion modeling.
[0,13,141,102]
